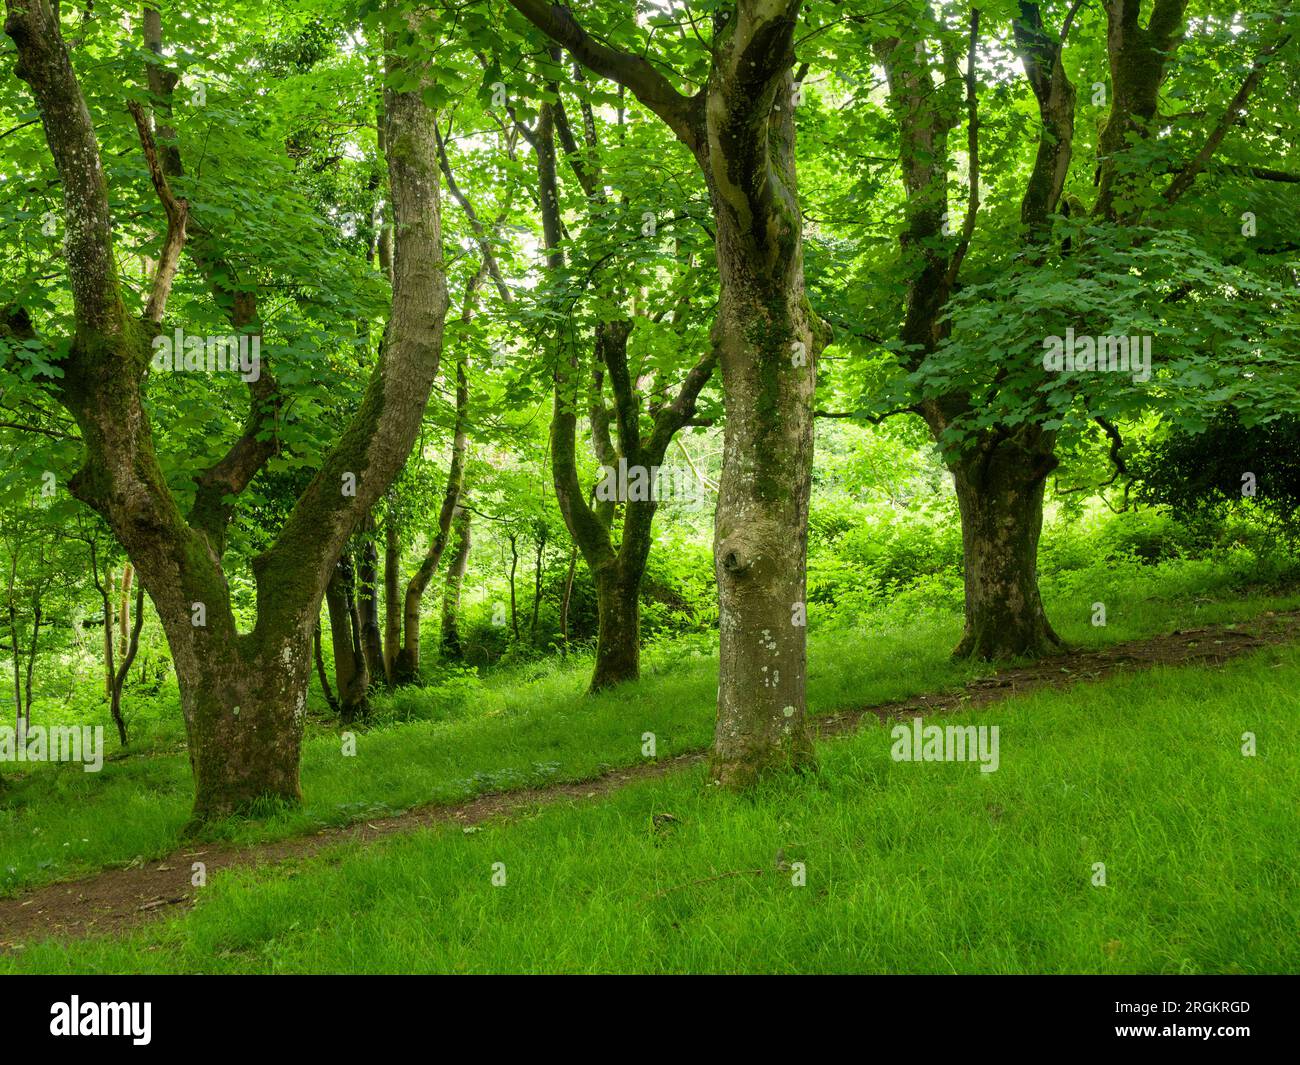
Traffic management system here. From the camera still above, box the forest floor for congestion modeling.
[4,606,1298,952]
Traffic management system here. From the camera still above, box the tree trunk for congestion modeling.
[23,597,40,727]
[440,506,471,658]
[118,563,133,658]
[313,619,341,716]
[560,545,576,656]
[178,636,309,824]
[7,591,20,735]
[704,19,819,787]
[324,556,370,722]
[108,580,144,746]
[357,515,384,684]
[507,533,520,641]
[102,562,114,698]
[394,328,470,684]
[590,566,639,690]
[709,247,818,784]
[949,440,1063,660]
[530,530,546,642]
[383,513,400,682]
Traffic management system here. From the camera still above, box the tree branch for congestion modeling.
[127,99,188,323]
[1163,26,1292,206]
[504,0,701,152]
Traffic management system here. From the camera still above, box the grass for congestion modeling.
[6,639,1298,974]
[1,563,1298,900]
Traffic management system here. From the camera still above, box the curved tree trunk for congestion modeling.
[393,334,470,685]
[108,580,145,746]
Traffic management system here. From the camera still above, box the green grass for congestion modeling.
[2,567,1298,900]
[6,640,1298,974]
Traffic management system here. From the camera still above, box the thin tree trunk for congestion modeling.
[357,515,384,685]
[118,563,133,659]
[530,530,546,642]
[108,581,145,746]
[24,597,41,728]
[102,562,114,698]
[507,533,520,641]
[7,582,19,736]
[560,544,577,656]
[325,555,370,723]
[313,619,341,716]
[440,506,471,658]
[383,512,400,683]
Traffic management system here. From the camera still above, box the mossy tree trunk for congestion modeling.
[324,553,370,722]
[439,505,472,659]
[949,430,1063,660]
[5,2,449,821]
[509,0,819,777]
[356,514,385,686]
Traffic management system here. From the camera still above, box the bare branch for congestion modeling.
[127,99,188,323]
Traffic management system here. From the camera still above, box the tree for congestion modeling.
[3,1,450,821]
[504,0,824,783]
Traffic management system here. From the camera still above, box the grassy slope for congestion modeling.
[6,640,1298,974]
[1,572,1297,899]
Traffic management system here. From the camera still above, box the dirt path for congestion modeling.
[4,610,1299,950]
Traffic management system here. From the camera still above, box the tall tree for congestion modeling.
[3,0,450,821]
[504,0,824,782]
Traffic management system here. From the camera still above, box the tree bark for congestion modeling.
[324,554,370,722]
[950,435,1063,659]
[356,514,384,684]
[117,563,133,658]
[383,511,400,683]
[440,505,471,659]
[590,567,640,691]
